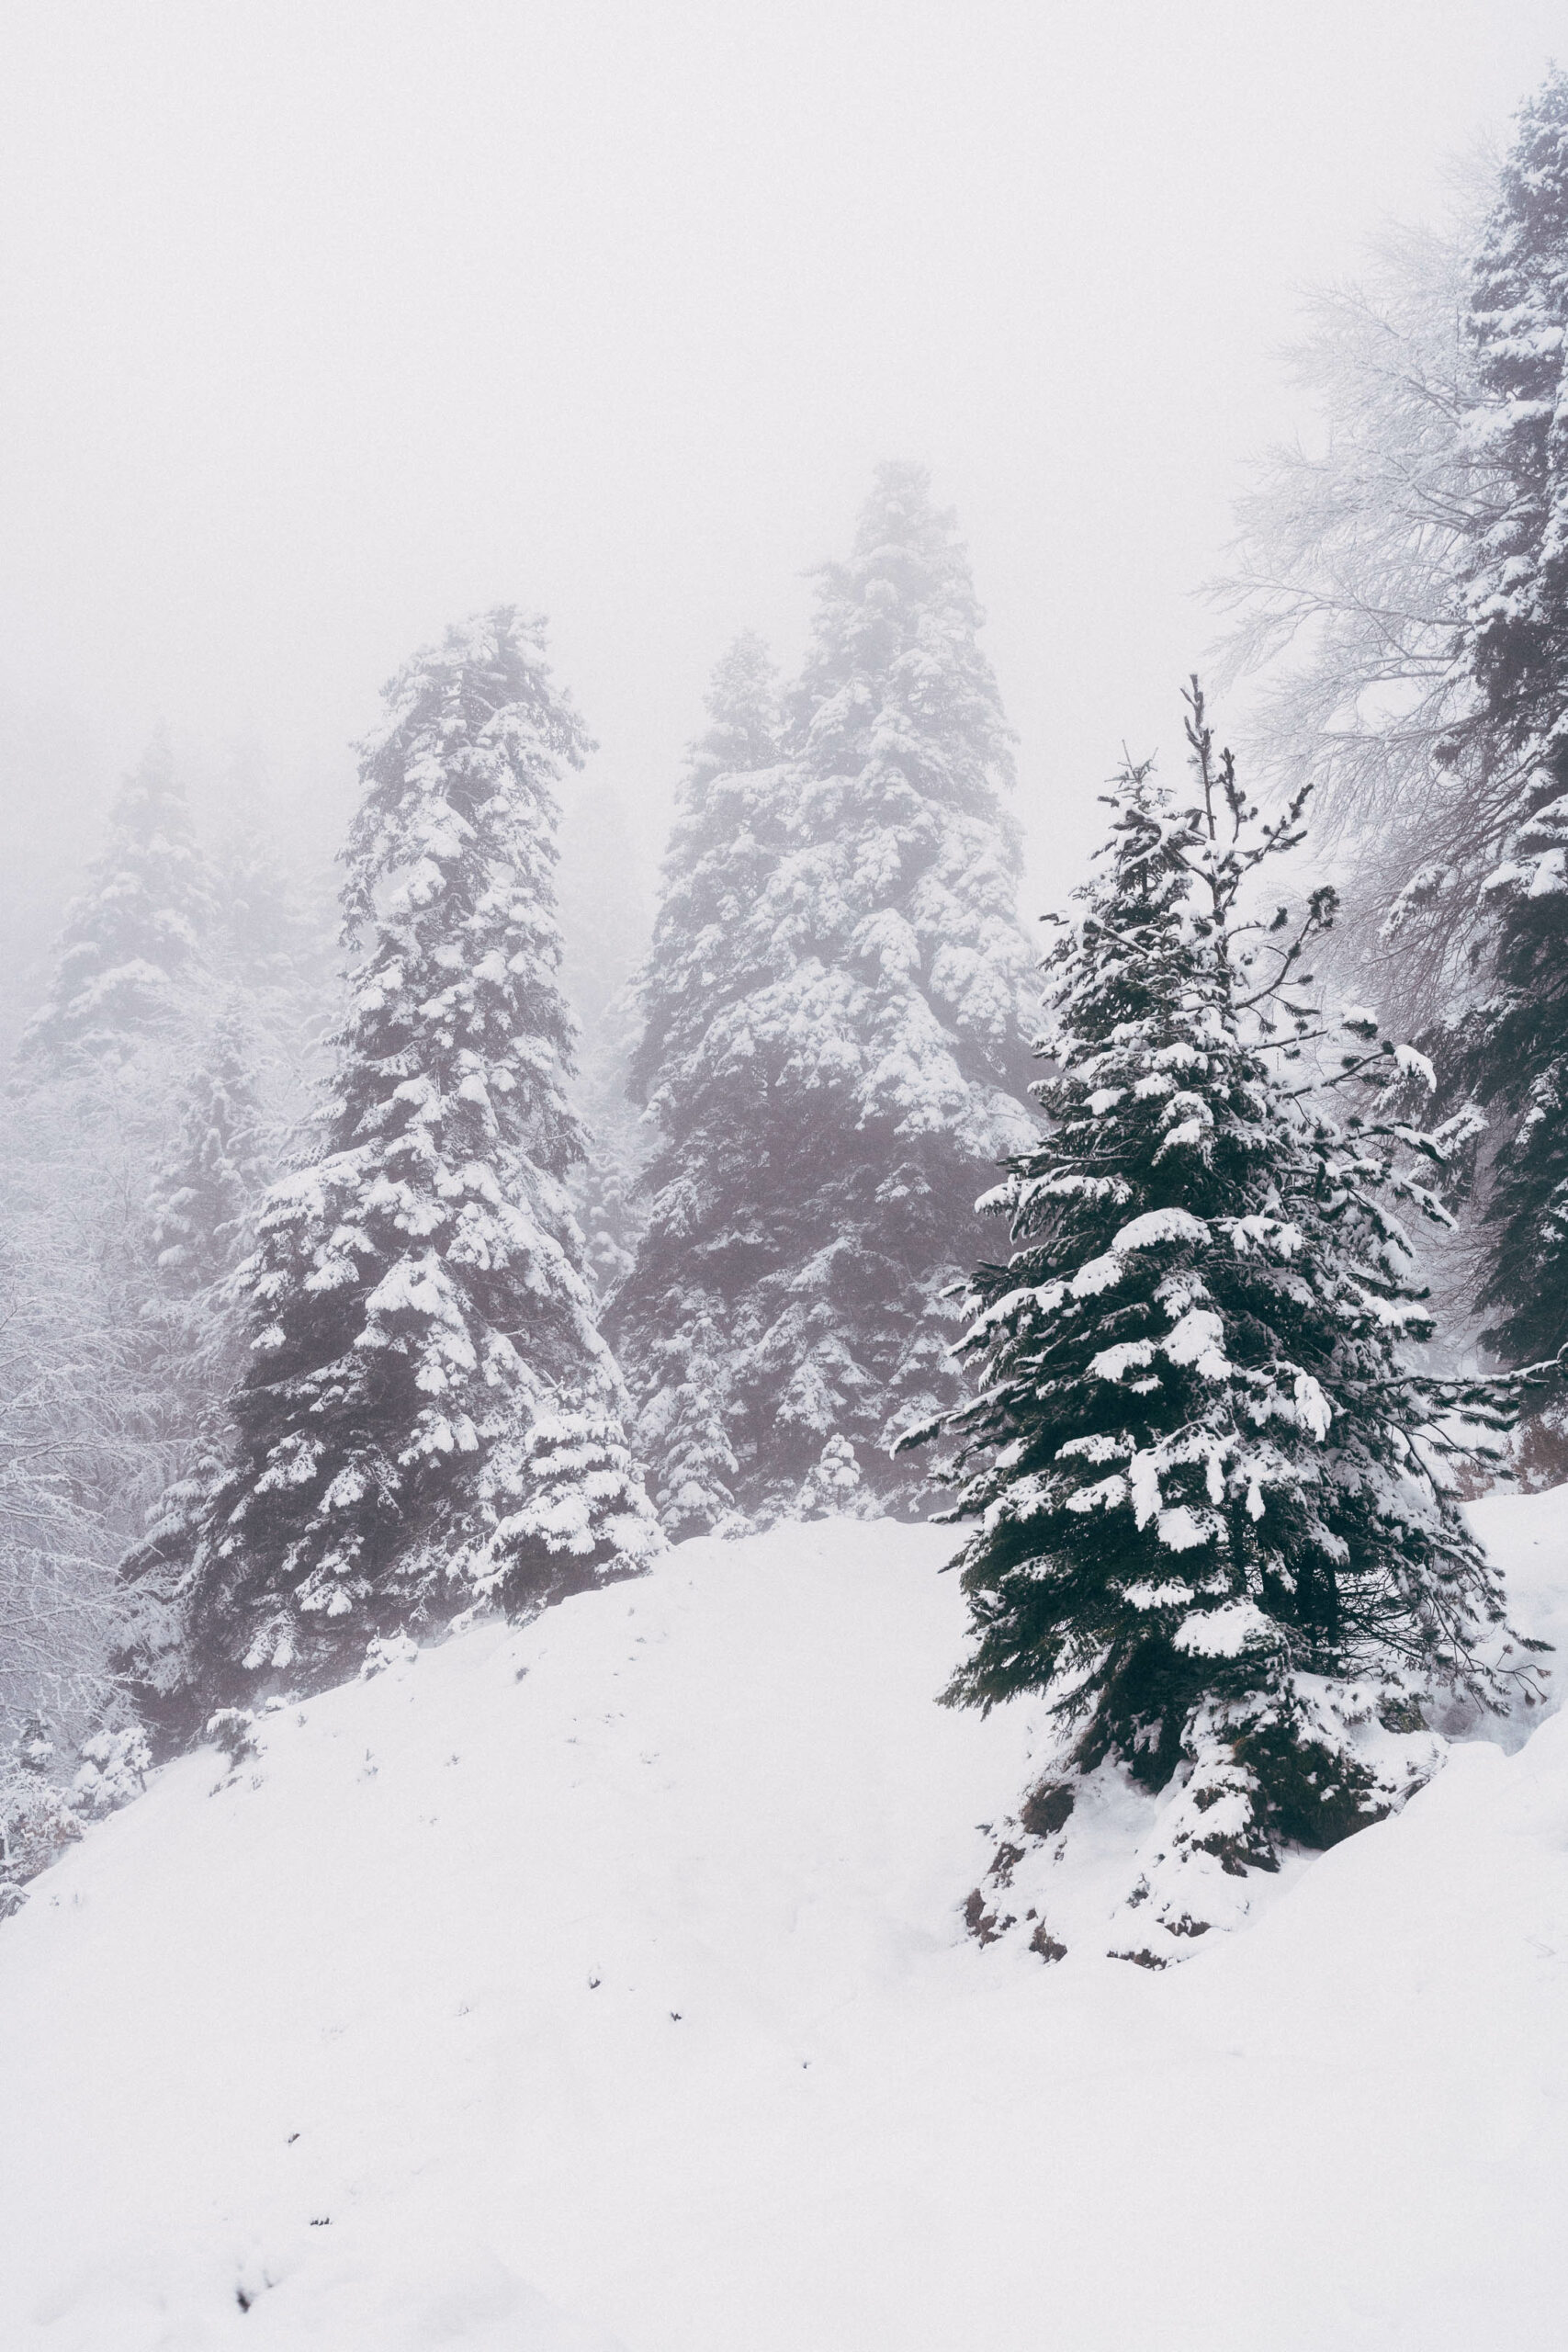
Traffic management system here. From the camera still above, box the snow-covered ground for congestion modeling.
[3,1498,1567,2351]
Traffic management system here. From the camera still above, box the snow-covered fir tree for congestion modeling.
[214,818,325,1000]
[1441,70,1568,1371]
[120,610,661,1733]
[611,633,788,1536]
[17,734,214,1070]
[1209,74,1568,1454]
[555,778,657,1306]
[918,689,1541,1962]
[675,629,783,798]
[136,1001,276,1469]
[615,473,1037,1529]
[1458,67,1568,777]
[0,1211,122,1751]
[626,631,785,1120]
[146,1003,271,1304]
[4,762,307,1750]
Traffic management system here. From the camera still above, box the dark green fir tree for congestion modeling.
[916,687,1544,1961]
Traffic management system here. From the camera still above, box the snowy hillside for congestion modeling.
[3,1502,1567,2351]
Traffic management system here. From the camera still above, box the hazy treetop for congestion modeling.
[0,2,1563,929]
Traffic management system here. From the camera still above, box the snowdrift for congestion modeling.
[2,1501,1566,2350]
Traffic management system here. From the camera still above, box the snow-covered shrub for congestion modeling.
[15,1713,54,1775]
[359,1634,419,1680]
[71,1726,152,1819]
[0,1713,85,1910]
[203,1709,258,1768]
[0,1778,83,1888]
[791,1435,878,1522]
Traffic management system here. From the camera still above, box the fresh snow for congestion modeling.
[2,1498,1567,2349]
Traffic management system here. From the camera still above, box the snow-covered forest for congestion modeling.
[3,12,1568,2347]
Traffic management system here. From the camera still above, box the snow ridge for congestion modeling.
[1,1499,1565,2350]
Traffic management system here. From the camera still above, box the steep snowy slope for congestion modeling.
[2,1503,1565,2351]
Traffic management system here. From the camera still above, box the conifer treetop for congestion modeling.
[792,459,1017,812]
[630,631,786,1117]
[686,631,783,799]
[750,460,1033,1152]
[20,734,214,1067]
[215,819,321,995]
[333,605,592,1173]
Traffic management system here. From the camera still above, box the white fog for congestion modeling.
[4,9,1567,2348]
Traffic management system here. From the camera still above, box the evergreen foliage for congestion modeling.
[120,610,661,1730]
[17,735,214,1069]
[626,631,786,1119]
[1459,67,1568,762]
[1212,69,1568,1434]
[555,779,658,1306]
[133,1001,276,1522]
[0,1713,83,1913]
[146,1004,271,1304]
[5,780,298,1758]
[0,1104,184,1759]
[637,1305,745,1540]
[69,1724,151,1820]
[615,471,1037,1530]
[1445,70,1568,1367]
[613,632,788,1537]
[214,820,325,999]
[918,688,1543,1953]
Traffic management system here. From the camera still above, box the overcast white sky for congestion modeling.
[2,0,1562,931]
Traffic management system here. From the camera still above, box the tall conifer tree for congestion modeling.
[918,691,1541,1959]
[612,634,786,1536]
[615,471,1037,1528]
[555,777,658,1306]
[145,1004,271,1305]
[214,820,325,1000]
[121,611,660,1727]
[116,1004,277,1686]
[137,1001,275,1451]
[18,735,214,1069]
[1445,71,1568,1368]
[1459,67,1568,772]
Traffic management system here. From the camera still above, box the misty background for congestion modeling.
[4,0,1562,1012]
